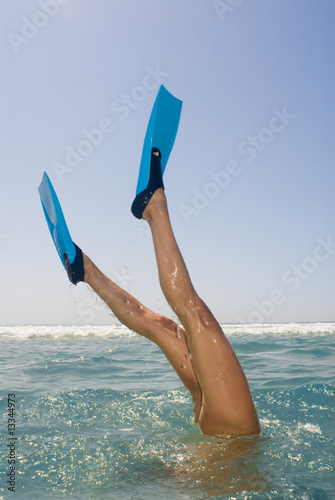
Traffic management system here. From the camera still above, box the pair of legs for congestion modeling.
[83,188,260,438]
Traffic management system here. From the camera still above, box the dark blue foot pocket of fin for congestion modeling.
[64,243,85,285]
[131,148,163,219]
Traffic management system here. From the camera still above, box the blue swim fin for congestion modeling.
[131,85,182,219]
[38,172,84,284]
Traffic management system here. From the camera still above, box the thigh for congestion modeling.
[177,299,260,437]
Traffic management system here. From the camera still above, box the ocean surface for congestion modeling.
[0,323,334,500]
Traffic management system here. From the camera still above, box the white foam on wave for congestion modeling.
[0,324,137,341]
[222,322,335,337]
[297,422,322,435]
[0,322,334,341]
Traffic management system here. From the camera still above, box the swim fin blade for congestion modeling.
[38,172,76,267]
[135,85,183,197]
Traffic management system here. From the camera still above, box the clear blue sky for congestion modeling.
[1,0,334,325]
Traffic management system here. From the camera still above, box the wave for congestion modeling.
[223,322,335,337]
[0,324,135,341]
[0,322,335,341]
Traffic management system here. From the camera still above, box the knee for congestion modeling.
[177,295,215,328]
[146,312,180,340]
[194,297,216,326]
[155,314,179,333]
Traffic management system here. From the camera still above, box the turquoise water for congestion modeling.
[0,323,334,499]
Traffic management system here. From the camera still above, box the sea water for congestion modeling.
[0,323,334,499]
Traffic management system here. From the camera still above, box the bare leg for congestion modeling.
[82,254,202,421]
[144,188,260,438]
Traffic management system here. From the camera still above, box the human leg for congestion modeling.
[143,188,260,438]
[82,253,202,419]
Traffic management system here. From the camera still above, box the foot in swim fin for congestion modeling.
[64,243,85,285]
[38,171,85,285]
[131,148,163,219]
[131,85,182,219]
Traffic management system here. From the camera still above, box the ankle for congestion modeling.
[82,253,93,282]
[143,188,167,221]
